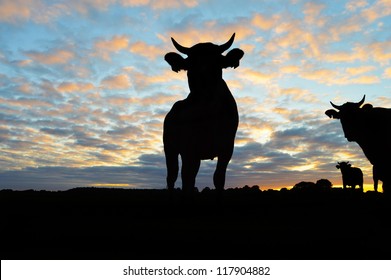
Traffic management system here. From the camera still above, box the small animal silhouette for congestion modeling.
[336,161,363,191]
[326,95,391,194]
[163,33,244,193]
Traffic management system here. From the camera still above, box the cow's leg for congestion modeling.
[214,150,233,192]
[181,156,200,193]
[373,166,378,192]
[383,180,390,195]
[163,112,179,191]
[164,129,179,190]
[165,150,179,190]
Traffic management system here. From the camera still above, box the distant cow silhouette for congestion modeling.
[325,95,391,193]
[163,33,244,193]
[336,161,363,191]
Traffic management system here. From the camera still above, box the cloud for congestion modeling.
[298,65,381,85]
[0,0,67,24]
[251,13,280,30]
[0,165,166,190]
[57,82,95,93]
[345,0,368,12]
[101,74,132,90]
[278,88,319,103]
[0,0,202,25]
[360,0,391,23]
[124,67,184,90]
[121,0,199,10]
[92,35,130,61]
[303,2,326,26]
[0,0,33,23]
[368,41,391,64]
[237,68,277,84]
[25,49,75,65]
[129,41,163,60]
[383,67,391,79]
[163,18,255,47]
[120,0,149,6]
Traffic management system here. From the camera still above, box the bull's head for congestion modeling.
[325,95,367,142]
[164,33,244,92]
[336,161,351,170]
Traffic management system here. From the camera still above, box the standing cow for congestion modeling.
[325,95,391,194]
[163,33,244,193]
[336,161,363,191]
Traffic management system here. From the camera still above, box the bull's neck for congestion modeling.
[188,79,229,98]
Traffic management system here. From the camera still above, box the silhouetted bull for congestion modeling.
[325,95,391,193]
[163,33,244,193]
[336,161,363,191]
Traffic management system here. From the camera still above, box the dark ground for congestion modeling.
[1,187,391,260]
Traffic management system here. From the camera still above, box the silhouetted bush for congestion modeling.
[201,187,211,194]
[316,179,333,190]
[292,179,333,193]
[292,181,317,191]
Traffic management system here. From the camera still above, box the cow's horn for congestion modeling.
[171,37,190,55]
[330,101,342,110]
[218,33,235,53]
[357,95,365,107]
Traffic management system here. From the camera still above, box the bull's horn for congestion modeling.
[357,95,365,107]
[218,33,235,53]
[330,101,342,110]
[171,37,190,55]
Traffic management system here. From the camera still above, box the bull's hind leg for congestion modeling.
[373,166,378,192]
[165,151,179,190]
[383,180,390,195]
[181,156,200,193]
[214,156,230,192]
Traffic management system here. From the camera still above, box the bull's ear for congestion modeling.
[336,165,340,169]
[325,109,340,119]
[362,104,373,111]
[164,52,187,72]
[222,48,244,69]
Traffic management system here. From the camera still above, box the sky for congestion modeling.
[0,0,390,191]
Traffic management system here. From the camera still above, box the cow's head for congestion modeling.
[164,33,244,92]
[336,161,351,170]
[325,95,367,142]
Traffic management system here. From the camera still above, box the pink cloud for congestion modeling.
[120,0,199,10]
[129,41,163,60]
[101,74,132,90]
[251,13,280,30]
[26,49,75,65]
[93,35,130,61]
[57,82,95,93]
[0,0,34,23]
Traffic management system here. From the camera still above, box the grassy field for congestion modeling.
[1,187,391,260]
